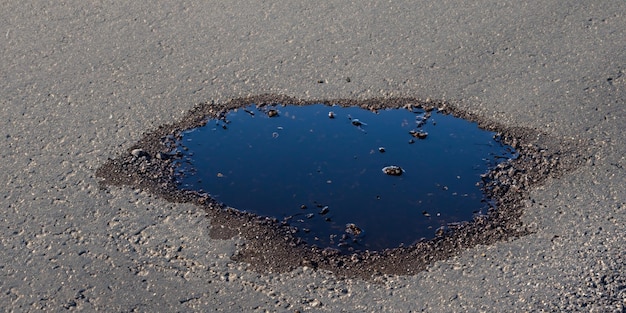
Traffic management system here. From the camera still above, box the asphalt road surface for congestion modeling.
[2,1,624,312]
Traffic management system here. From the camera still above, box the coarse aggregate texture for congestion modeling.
[1,1,624,312]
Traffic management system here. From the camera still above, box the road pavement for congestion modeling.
[1,1,624,311]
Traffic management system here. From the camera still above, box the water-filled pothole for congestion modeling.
[96,95,585,278]
[174,104,516,252]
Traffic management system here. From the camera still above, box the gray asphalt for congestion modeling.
[1,1,624,312]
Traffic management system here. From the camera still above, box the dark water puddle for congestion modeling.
[174,104,516,252]
[96,95,586,278]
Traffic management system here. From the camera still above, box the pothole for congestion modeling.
[96,95,586,279]
[174,104,516,252]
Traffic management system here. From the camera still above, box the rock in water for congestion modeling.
[267,109,279,117]
[409,130,428,139]
[382,165,404,176]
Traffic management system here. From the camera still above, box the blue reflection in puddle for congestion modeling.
[175,104,516,251]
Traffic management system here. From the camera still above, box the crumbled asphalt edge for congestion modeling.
[95,94,589,280]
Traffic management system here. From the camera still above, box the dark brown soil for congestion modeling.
[96,94,588,280]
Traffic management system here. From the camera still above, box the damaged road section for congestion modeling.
[96,94,587,279]
[173,103,517,252]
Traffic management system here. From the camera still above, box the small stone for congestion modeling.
[267,109,279,117]
[351,119,364,126]
[382,165,404,176]
[301,259,317,268]
[435,227,445,237]
[131,148,148,158]
[309,299,322,307]
[346,223,362,236]
[155,152,169,160]
[409,130,428,139]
